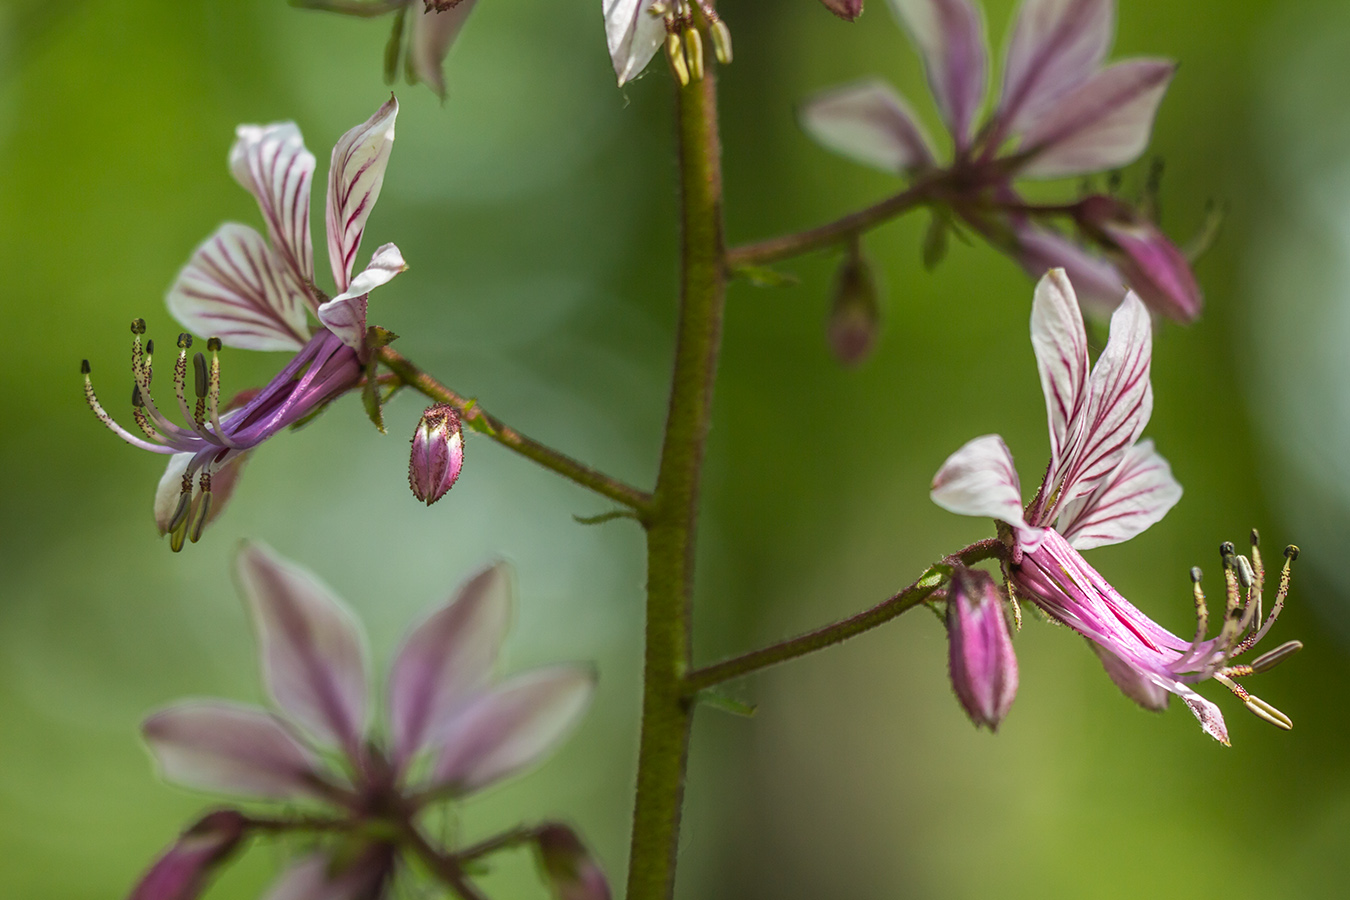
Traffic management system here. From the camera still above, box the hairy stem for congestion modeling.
[683,539,1005,693]
[626,70,728,900]
[401,824,490,900]
[377,346,653,514]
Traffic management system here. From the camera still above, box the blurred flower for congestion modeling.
[132,543,596,899]
[84,98,406,550]
[128,810,247,900]
[533,824,612,900]
[818,0,865,21]
[799,0,1202,321]
[604,0,732,87]
[827,242,883,366]
[931,270,1298,743]
[946,567,1018,730]
[409,404,465,504]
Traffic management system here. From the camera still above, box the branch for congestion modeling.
[682,538,1005,693]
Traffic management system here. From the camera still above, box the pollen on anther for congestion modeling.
[1220,541,1236,557]
[178,333,193,350]
[131,318,146,335]
[207,337,222,352]
[1285,545,1300,561]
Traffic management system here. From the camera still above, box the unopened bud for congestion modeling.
[409,405,464,506]
[946,568,1018,731]
[818,0,864,21]
[128,809,248,900]
[1074,194,1202,323]
[827,242,882,367]
[533,824,611,900]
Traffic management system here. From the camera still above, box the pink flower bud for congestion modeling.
[409,404,464,505]
[533,824,611,900]
[1075,195,1203,323]
[946,568,1018,731]
[128,810,247,900]
[827,244,882,367]
[818,0,864,21]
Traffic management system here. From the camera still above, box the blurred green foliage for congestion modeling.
[0,0,1347,897]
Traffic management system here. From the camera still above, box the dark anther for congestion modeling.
[1220,541,1236,557]
[145,339,155,356]
[131,318,146,335]
[131,384,144,408]
[178,333,193,350]
[1251,528,1261,547]
[80,359,91,374]
[1190,566,1203,583]
[207,337,223,352]
[1285,545,1300,561]
[193,352,208,399]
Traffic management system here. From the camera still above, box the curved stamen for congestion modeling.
[172,334,221,445]
[83,361,178,455]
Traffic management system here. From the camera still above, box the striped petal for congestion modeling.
[1055,438,1180,549]
[143,701,323,799]
[236,542,369,754]
[604,0,666,87]
[410,2,478,99]
[887,0,988,148]
[167,223,311,351]
[326,97,399,293]
[998,0,1114,136]
[428,665,595,795]
[318,243,407,350]
[1017,59,1173,178]
[229,122,316,294]
[389,563,512,767]
[1030,267,1090,501]
[798,79,936,174]
[930,434,1029,530]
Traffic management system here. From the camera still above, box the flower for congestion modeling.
[129,542,597,900]
[946,567,1018,730]
[533,824,612,900]
[84,98,406,550]
[798,0,1202,321]
[409,404,465,504]
[604,0,732,87]
[930,269,1298,743]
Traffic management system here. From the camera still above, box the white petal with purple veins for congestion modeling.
[390,563,512,766]
[998,0,1114,136]
[326,98,399,292]
[143,701,323,799]
[604,0,666,87]
[1057,439,1181,549]
[229,122,316,293]
[236,542,369,753]
[318,243,407,349]
[887,0,988,148]
[799,79,936,174]
[1017,59,1173,178]
[410,2,478,99]
[429,665,595,795]
[1029,268,1090,501]
[167,223,311,352]
[930,434,1029,529]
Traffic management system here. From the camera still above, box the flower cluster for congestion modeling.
[604,0,733,87]
[799,0,1202,321]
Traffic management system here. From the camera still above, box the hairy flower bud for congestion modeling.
[128,810,247,900]
[534,824,611,900]
[818,0,864,20]
[827,242,882,366]
[946,568,1018,731]
[1075,195,1203,323]
[409,404,464,505]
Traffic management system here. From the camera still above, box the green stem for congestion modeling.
[683,539,1005,694]
[377,346,653,514]
[401,824,490,900]
[625,70,728,900]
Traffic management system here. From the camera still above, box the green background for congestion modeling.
[1,0,1346,896]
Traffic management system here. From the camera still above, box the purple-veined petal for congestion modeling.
[326,98,399,293]
[167,223,311,352]
[236,542,369,753]
[153,451,250,536]
[229,123,316,293]
[886,0,988,148]
[1056,439,1181,549]
[262,851,393,900]
[1090,643,1170,710]
[1178,687,1230,746]
[798,79,936,174]
[1017,58,1174,178]
[1053,289,1152,508]
[128,810,248,900]
[142,701,323,799]
[998,0,1114,136]
[1013,224,1126,319]
[410,1,478,99]
[604,0,666,87]
[429,665,595,795]
[389,563,512,767]
[317,243,407,350]
[1029,267,1090,503]
[930,434,1028,529]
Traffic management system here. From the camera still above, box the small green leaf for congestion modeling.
[460,400,498,437]
[366,325,399,350]
[573,509,641,526]
[696,689,757,717]
[361,356,386,434]
[732,265,800,288]
[383,6,407,85]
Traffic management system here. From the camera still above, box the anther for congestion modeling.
[132,385,143,408]
[1249,640,1303,674]
[1285,545,1300,561]
[666,32,690,86]
[145,339,155,357]
[710,19,732,64]
[1235,555,1255,589]
[177,333,193,350]
[1190,566,1203,583]
[188,471,213,544]
[683,27,704,81]
[193,353,208,400]
[81,359,91,375]
[207,337,222,352]
[1251,528,1260,548]
[1220,541,1236,558]
[1244,694,1293,731]
[131,318,146,335]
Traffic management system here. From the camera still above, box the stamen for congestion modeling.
[1190,565,1208,644]
[683,27,704,81]
[193,352,208,427]
[82,361,174,454]
[188,471,213,544]
[1248,640,1303,673]
[665,31,690,86]
[709,18,732,64]
[1214,673,1294,731]
[205,338,242,449]
[167,471,193,535]
[1235,545,1298,653]
[144,339,155,382]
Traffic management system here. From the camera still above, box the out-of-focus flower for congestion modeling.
[930,269,1299,743]
[131,543,596,899]
[827,242,883,366]
[533,824,612,900]
[799,0,1202,321]
[409,404,465,504]
[128,810,247,900]
[818,0,865,21]
[946,567,1018,730]
[84,99,406,550]
[604,0,732,87]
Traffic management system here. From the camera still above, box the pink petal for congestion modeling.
[410,1,479,99]
[1090,643,1170,710]
[1056,438,1181,549]
[798,79,936,174]
[1178,687,1230,746]
[946,568,1018,730]
[1097,217,1203,323]
[229,122,316,294]
[1029,268,1090,502]
[930,434,1029,529]
[166,223,311,352]
[389,563,512,767]
[317,243,407,350]
[1012,224,1127,319]
[326,98,399,293]
[887,0,988,148]
[604,0,666,87]
[819,0,865,20]
[998,0,1114,136]
[128,810,248,900]
[429,666,595,795]
[1017,58,1174,178]
[236,542,369,753]
[143,701,323,799]
[262,852,392,900]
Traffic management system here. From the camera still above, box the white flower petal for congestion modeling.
[998,0,1114,136]
[1057,439,1181,549]
[604,0,666,87]
[1030,267,1090,503]
[229,122,316,293]
[166,223,311,352]
[798,79,936,174]
[317,243,406,350]
[930,434,1028,528]
[410,1,478,99]
[326,97,398,293]
[153,450,250,536]
[886,0,989,148]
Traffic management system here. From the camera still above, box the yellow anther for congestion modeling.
[683,27,704,82]
[665,32,690,86]
[710,19,732,64]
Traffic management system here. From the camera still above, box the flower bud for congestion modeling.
[128,810,247,900]
[409,404,464,505]
[1075,195,1203,323]
[946,568,1018,731]
[533,824,611,900]
[827,242,882,367]
[818,0,864,21]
